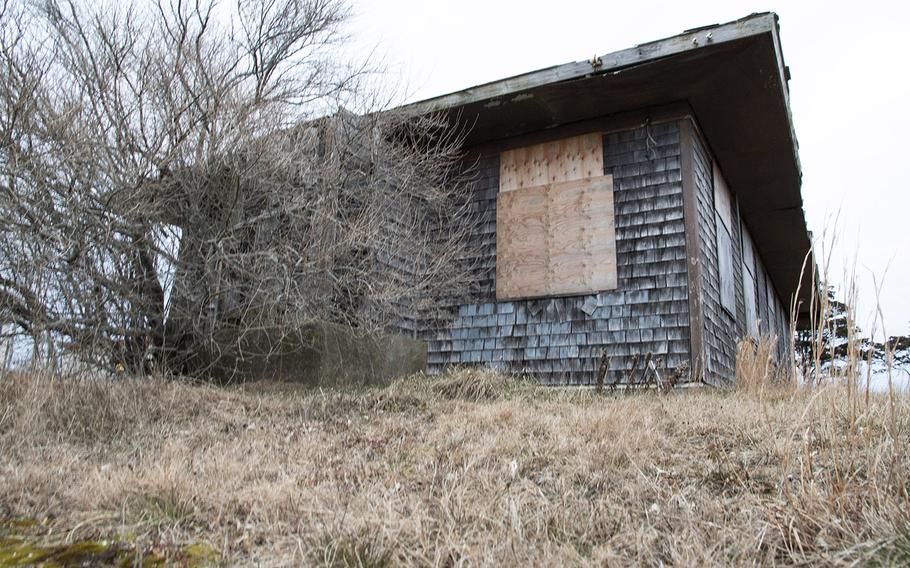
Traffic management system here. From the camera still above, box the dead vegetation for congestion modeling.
[0,0,477,379]
[735,336,795,395]
[1,362,908,566]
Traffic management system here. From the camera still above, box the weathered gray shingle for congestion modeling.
[423,122,692,384]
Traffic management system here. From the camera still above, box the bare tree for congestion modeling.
[0,0,477,377]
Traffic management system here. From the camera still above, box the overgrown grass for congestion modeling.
[735,336,794,394]
[1,363,908,566]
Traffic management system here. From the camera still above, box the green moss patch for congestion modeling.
[0,517,220,567]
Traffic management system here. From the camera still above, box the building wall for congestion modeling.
[423,120,692,385]
[692,128,739,383]
[690,124,791,384]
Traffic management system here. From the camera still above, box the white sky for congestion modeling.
[348,0,910,339]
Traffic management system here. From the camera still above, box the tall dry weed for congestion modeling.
[735,336,794,395]
[731,251,910,565]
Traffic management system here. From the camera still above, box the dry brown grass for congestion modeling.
[1,365,909,566]
[735,337,795,395]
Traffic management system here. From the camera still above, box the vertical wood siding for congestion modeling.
[422,121,691,385]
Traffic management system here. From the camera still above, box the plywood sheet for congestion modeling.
[495,186,549,299]
[717,218,736,315]
[713,162,734,233]
[499,133,604,192]
[765,277,776,333]
[496,175,617,300]
[741,219,756,276]
[743,268,758,336]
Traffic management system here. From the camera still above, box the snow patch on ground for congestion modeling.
[820,350,910,393]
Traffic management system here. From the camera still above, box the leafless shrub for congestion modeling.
[0,0,477,379]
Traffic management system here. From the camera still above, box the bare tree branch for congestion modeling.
[0,0,478,378]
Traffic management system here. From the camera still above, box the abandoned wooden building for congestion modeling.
[405,13,812,386]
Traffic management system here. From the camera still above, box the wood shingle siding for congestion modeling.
[693,127,737,384]
[692,121,793,384]
[423,119,691,385]
[403,14,812,386]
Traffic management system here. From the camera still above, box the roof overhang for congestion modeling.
[404,12,814,326]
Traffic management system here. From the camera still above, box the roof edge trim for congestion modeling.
[402,12,777,116]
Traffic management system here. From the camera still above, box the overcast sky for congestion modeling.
[348,0,909,338]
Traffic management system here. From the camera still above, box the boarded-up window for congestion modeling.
[714,163,734,234]
[757,266,769,335]
[717,227,736,312]
[741,222,759,336]
[766,278,776,336]
[741,220,755,274]
[743,270,758,335]
[496,134,617,300]
[714,164,736,315]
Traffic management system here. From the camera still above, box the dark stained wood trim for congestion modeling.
[679,118,708,385]
[463,102,692,159]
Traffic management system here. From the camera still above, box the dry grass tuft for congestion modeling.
[419,367,534,402]
[0,370,221,448]
[735,336,795,395]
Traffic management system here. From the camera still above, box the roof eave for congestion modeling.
[402,12,779,116]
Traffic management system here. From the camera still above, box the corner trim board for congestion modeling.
[679,118,709,385]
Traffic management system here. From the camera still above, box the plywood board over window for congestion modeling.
[741,220,759,336]
[743,269,758,336]
[496,133,617,300]
[713,163,737,315]
[500,132,604,192]
[714,162,734,234]
[717,227,736,313]
[766,278,776,334]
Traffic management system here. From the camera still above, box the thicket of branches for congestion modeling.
[0,0,477,377]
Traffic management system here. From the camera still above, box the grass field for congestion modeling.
[1,361,909,566]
